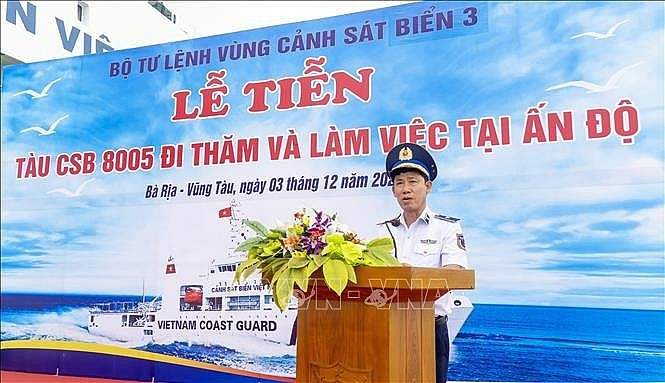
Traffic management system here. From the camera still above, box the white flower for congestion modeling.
[332,222,350,233]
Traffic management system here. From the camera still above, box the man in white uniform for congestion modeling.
[379,143,468,383]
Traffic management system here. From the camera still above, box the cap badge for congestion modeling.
[398,146,413,161]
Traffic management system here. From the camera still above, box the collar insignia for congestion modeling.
[434,214,460,223]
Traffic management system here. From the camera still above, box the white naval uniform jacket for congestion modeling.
[378,207,469,316]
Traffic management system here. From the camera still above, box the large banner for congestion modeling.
[2,2,663,382]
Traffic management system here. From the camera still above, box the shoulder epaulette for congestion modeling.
[434,214,459,223]
[377,215,401,227]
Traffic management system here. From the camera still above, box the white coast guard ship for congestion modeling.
[87,201,473,347]
[88,200,299,346]
[87,255,300,345]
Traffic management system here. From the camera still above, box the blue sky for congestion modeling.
[1,1,663,310]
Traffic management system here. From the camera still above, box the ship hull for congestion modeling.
[88,306,298,345]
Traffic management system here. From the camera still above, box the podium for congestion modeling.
[295,266,475,383]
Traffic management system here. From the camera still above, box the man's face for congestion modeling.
[391,170,432,215]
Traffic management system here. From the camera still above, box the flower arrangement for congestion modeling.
[233,208,399,311]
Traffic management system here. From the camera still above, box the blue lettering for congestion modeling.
[96,38,113,53]
[6,0,36,34]
[55,17,80,52]
[84,32,92,54]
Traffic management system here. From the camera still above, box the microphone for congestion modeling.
[383,219,399,260]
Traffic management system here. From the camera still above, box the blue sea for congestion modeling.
[1,293,663,382]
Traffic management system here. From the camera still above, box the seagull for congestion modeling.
[545,62,643,94]
[20,114,69,136]
[13,77,63,99]
[570,19,628,40]
[47,178,96,198]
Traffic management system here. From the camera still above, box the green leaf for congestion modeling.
[320,243,337,256]
[274,268,295,311]
[262,240,283,256]
[366,237,400,266]
[288,256,309,269]
[353,251,372,266]
[325,232,345,244]
[340,242,362,263]
[257,257,275,269]
[370,249,401,266]
[322,259,349,296]
[305,261,321,279]
[270,258,289,272]
[266,230,284,239]
[361,250,383,265]
[346,263,357,284]
[246,246,263,260]
[261,267,274,284]
[291,250,307,258]
[235,236,266,253]
[256,248,272,258]
[366,237,395,253]
[291,266,309,291]
[271,260,290,281]
[233,258,260,283]
[312,253,330,267]
[244,220,269,237]
[259,258,285,286]
[241,262,260,281]
[287,225,304,236]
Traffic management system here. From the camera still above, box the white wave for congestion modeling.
[450,343,460,362]
[1,307,148,348]
[1,307,89,339]
[2,306,297,375]
[152,331,296,357]
[203,353,295,377]
[591,347,665,357]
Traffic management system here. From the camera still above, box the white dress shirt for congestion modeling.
[378,207,468,315]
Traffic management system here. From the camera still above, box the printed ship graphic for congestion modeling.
[88,200,473,347]
[88,256,299,345]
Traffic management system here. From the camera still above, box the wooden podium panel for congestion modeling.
[295,267,475,383]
